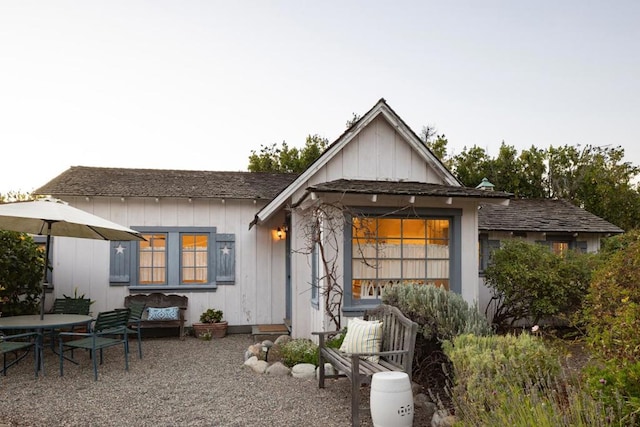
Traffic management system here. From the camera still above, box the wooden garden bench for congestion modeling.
[124,293,188,340]
[313,304,418,427]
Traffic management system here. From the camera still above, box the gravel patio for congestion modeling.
[0,333,432,426]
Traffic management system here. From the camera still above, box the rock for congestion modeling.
[431,409,456,427]
[411,381,424,395]
[316,363,335,379]
[244,356,258,367]
[291,363,316,379]
[248,343,263,358]
[243,350,253,361]
[265,362,291,376]
[274,335,291,346]
[251,360,269,374]
[414,394,437,421]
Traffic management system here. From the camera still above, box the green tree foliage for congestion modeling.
[420,126,453,170]
[247,134,328,173]
[0,230,45,316]
[584,237,640,363]
[548,144,640,231]
[484,240,597,331]
[446,141,640,230]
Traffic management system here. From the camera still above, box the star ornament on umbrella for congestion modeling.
[0,198,145,318]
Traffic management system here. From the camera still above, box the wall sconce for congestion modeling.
[273,225,287,241]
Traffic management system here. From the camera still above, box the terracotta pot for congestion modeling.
[193,321,228,339]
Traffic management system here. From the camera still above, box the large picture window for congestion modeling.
[351,216,451,300]
[110,226,235,290]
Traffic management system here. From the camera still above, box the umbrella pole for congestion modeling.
[40,226,52,320]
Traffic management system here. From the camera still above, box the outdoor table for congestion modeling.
[0,314,94,374]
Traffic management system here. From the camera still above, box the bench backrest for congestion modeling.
[364,304,418,378]
[125,293,188,311]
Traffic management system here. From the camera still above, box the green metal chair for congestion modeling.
[59,308,130,381]
[121,303,145,359]
[0,332,39,377]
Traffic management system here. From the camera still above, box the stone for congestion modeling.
[243,350,253,361]
[251,360,269,374]
[248,343,263,358]
[244,356,258,367]
[431,409,456,427]
[265,362,291,376]
[273,335,292,346]
[316,363,335,379]
[291,363,316,379]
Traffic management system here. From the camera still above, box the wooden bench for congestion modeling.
[124,293,188,340]
[313,304,418,427]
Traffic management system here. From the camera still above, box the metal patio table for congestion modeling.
[0,314,94,374]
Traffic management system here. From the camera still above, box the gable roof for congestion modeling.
[478,198,624,234]
[33,166,298,200]
[252,98,467,226]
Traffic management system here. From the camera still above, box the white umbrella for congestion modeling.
[0,198,145,318]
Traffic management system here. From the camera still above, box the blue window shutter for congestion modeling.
[110,241,131,284]
[215,234,235,283]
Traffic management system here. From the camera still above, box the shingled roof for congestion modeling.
[478,198,624,234]
[33,166,299,200]
[306,179,512,199]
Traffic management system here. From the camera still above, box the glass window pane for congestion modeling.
[351,215,451,301]
[181,234,208,284]
[427,260,449,278]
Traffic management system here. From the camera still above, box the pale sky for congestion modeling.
[1,1,639,195]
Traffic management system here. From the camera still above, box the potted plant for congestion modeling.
[192,308,228,339]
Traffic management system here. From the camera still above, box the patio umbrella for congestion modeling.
[0,198,145,318]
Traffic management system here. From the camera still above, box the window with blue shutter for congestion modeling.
[109,227,236,290]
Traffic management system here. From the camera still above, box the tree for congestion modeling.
[0,230,45,316]
[247,134,328,173]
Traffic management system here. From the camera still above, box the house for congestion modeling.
[39,98,612,339]
[477,197,624,314]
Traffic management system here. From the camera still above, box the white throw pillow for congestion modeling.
[339,317,383,363]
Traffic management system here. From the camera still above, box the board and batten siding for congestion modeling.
[48,196,287,328]
[325,115,447,184]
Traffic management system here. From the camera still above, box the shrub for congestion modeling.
[485,239,597,331]
[280,338,319,367]
[583,360,640,424]
[443,333,626,425]
[0,231,45,316]
[443,333,561,405]
[382,283,492,403]
[382,283,492,342]
[584,238,640,363]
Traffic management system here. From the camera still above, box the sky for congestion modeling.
[1,1,639,195]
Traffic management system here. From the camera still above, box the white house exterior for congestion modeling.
[33,99,520,339]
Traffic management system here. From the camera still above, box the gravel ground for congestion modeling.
[0,334,431,427]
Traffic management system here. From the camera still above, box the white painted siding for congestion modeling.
[50,196,287,328]
[324,116,444,184]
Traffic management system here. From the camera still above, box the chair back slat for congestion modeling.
[127,303,146,323]
[93,309,130,332]
[63,298,92,315]
[51,298,67,314]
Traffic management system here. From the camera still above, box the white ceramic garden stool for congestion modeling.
[370,371,414,427]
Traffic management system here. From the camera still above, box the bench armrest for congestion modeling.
[312,330,342,347]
